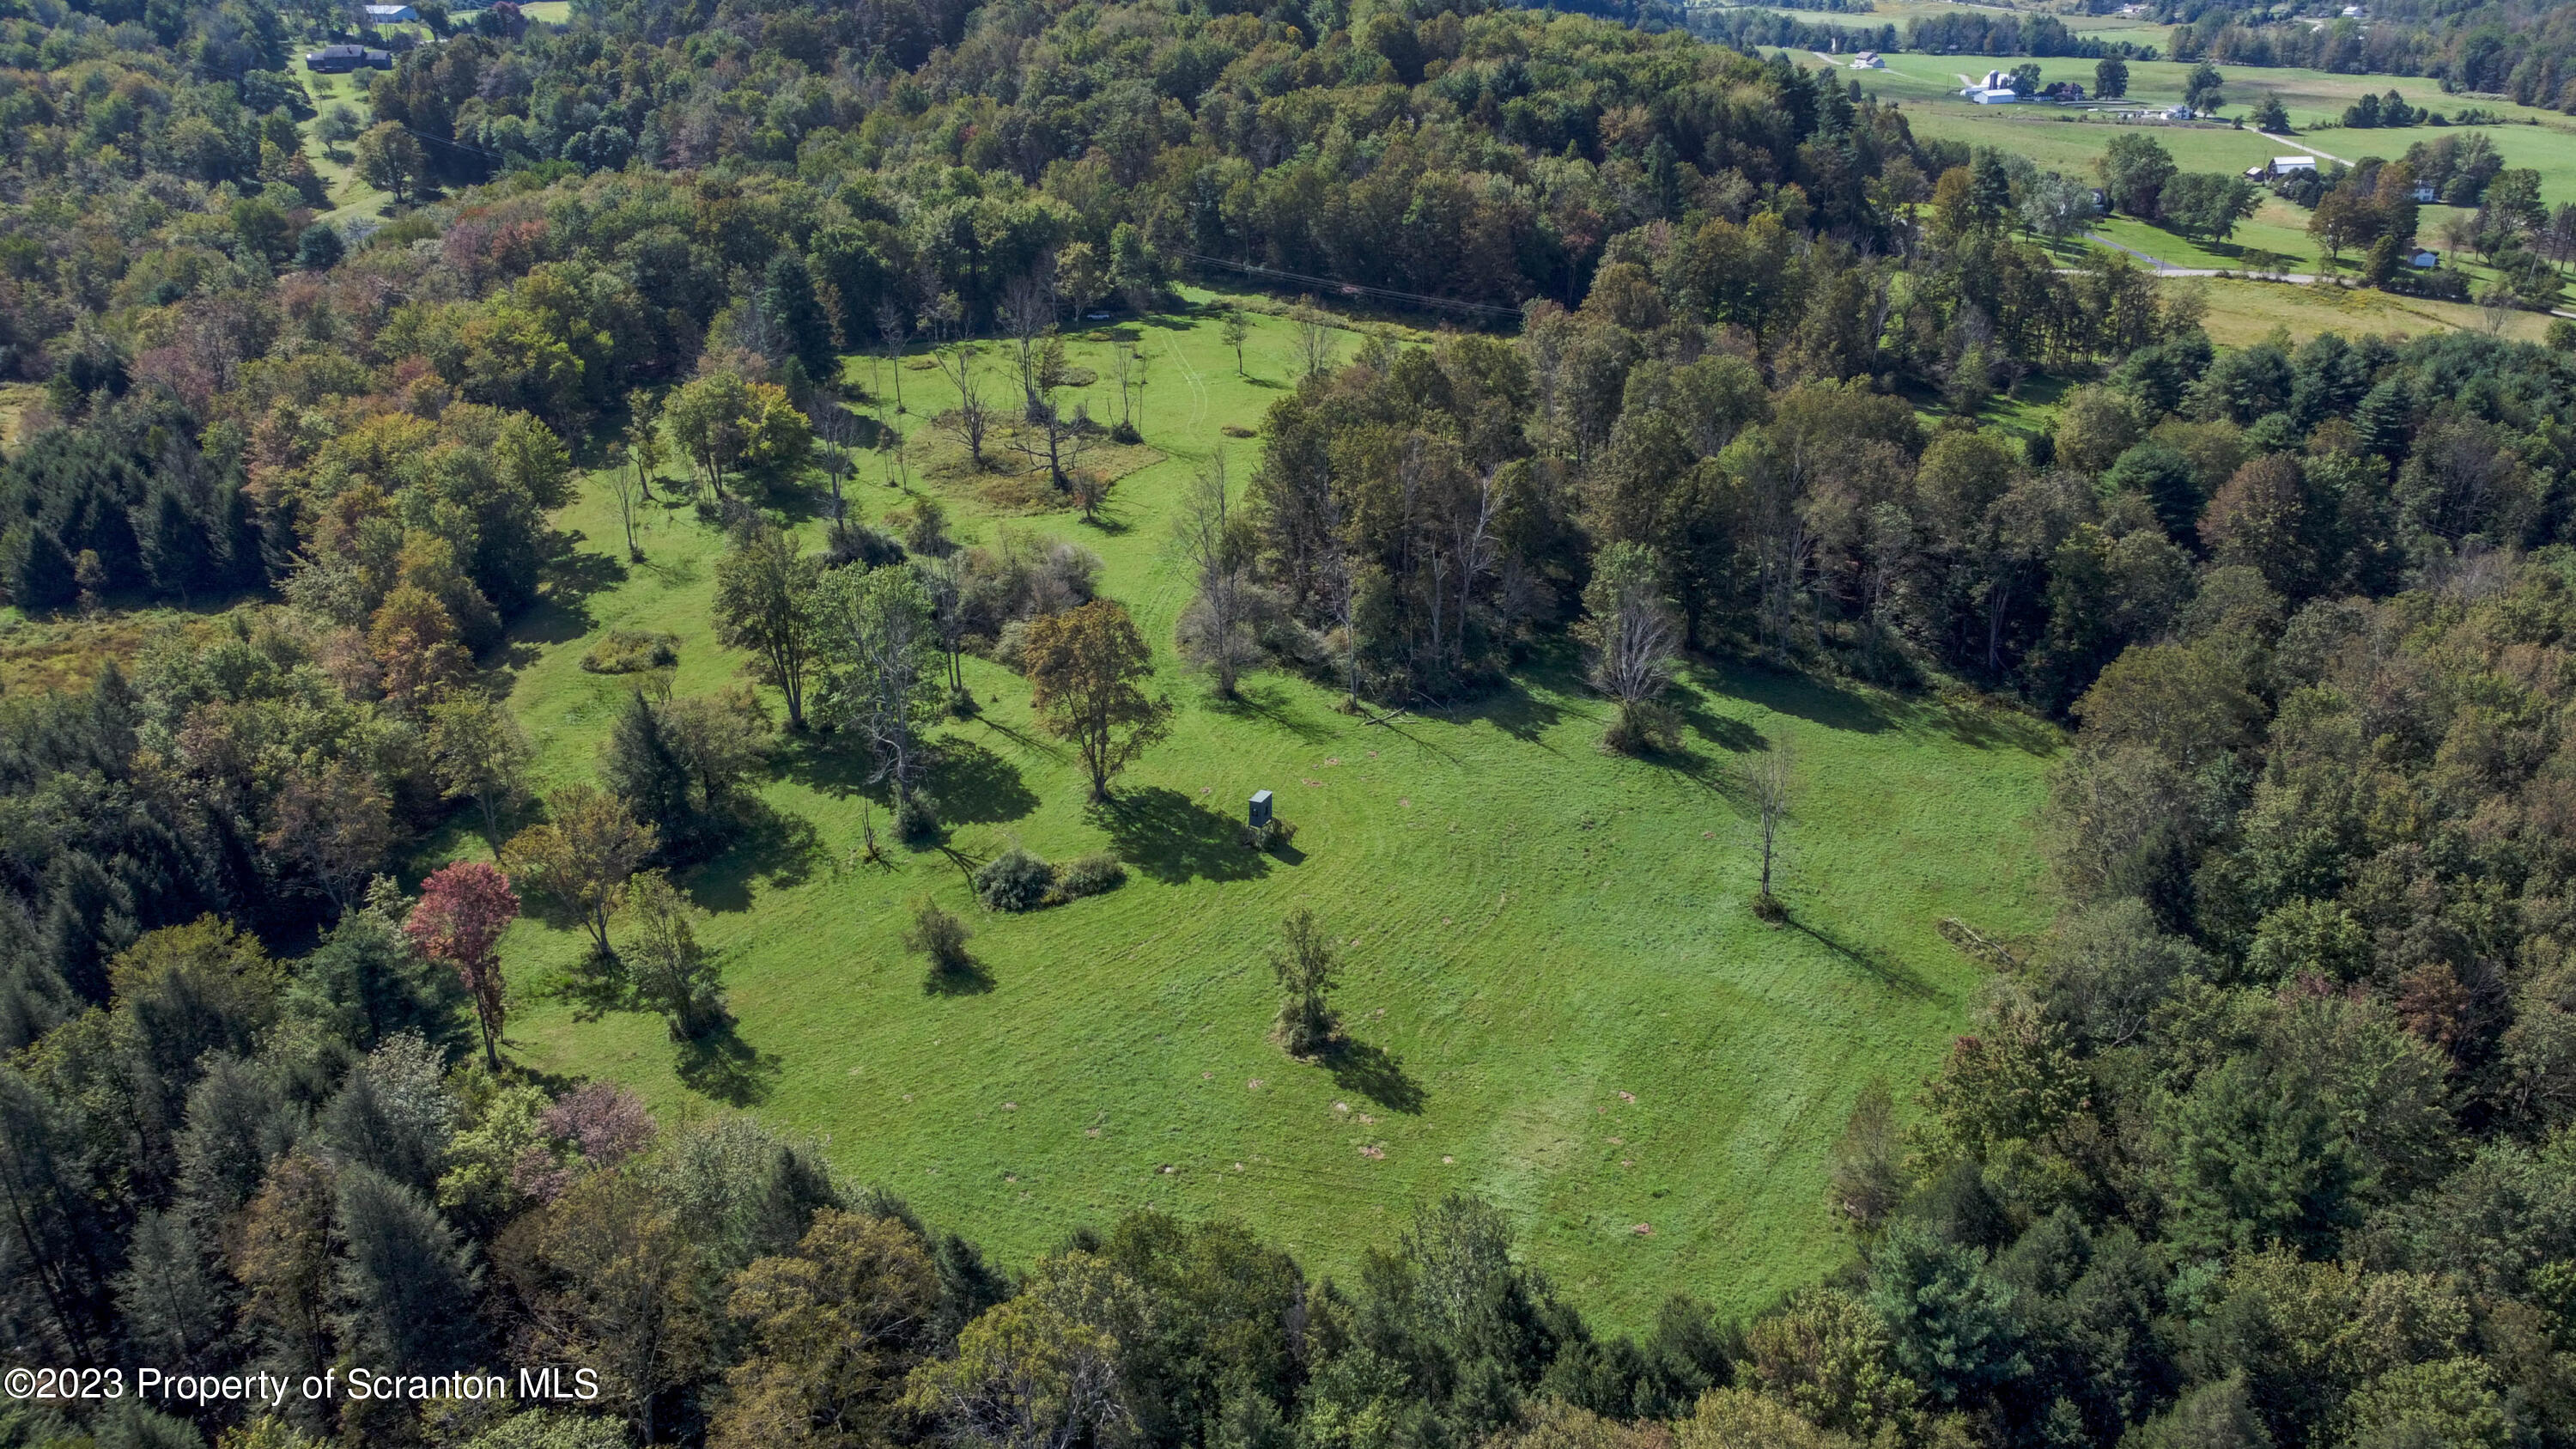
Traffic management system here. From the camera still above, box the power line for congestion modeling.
[1177,253,1525,320]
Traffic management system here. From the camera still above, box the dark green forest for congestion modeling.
[8,0,2576,1447]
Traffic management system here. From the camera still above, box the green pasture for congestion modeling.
[1821,49,2576,191]
[477,293,2062,1329]
[2178,276,2557,346]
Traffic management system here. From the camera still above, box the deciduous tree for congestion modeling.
[526,1168,713,1447]
[264,762,394,916]
[815,565,941,809]
[1747,745,1792,917]
[353,122,424,204]
[712,1209,941,1449]
[503,786,656,960]
[1175,454,1258,697]
[713,521,823,730]
[1269,909,1341,1056]
[622,871,723,1040]
[428,693,535,844]
[1024,600,1169,801]
[404,862,520,1069]
[1220,308,1250,375]
[899,1252,1140,1449]
[1576,541,1680,754]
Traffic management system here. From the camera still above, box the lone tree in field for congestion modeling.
[502,785,656,962]
[1577,541,1681,754]
[622,870,725,1040]
[405,861,520,1068]
[1294,303,1336,378]
[712,521,823,730]
[1024,599,1171,801]
[1220,307,1250,375]
[923,299,993,469]
[903,898,973,975]
[1747,743,1793,920]
[1269,908,1341,1056]
[605,443,647,560]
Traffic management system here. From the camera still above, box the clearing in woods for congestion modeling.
[477,290,2060,1329]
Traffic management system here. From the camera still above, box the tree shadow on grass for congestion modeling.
[925,739,1041,825]
[676,1023,781,1106]
[518,542,627,644]
[971,715,1067,761]
[775,733,880,801]
[1076,505,1135,537]
[1670,686,1768,755]
[547,947,628,1021]
[1899,696,2062,757]
[685,805,826,913]
[1449,672,1573,751]
[922,957,995,996]
[1208,679,1335,746]
[1720,662,1890,734]
[1322,1036,1425,1115]
[1090,786,1270,884]
[1780,906,1939,1002]
[633,551,703,588]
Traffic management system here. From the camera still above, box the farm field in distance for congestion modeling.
[1804,46,2576,188]
[483,293,2061,1329]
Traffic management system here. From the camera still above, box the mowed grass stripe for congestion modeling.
[488,295,2056,1328]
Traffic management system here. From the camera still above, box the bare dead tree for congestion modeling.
[1295,301,1337,378]
[606,442,647,561]
[1000,269,1058,421]
[1175,453,1255,697]
[930,337,993,470]
[1009,335,1086,490]
[812,405,862,522]
[1747,744,1793,918]
[1578,542,1680,753]
[872,299,909,414]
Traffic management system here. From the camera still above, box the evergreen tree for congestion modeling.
[763,253,837,388]
[601,691,702,856]
[174,1056,300,1221]
[286,911,472,1060]
[113,1210,231,1363]
[333,1166,487,1372]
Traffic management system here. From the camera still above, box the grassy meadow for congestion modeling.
[470,294,2063,1328]
[1788,46,2576,315]
[1809,45,2576,195]
[260,20,2534,1317]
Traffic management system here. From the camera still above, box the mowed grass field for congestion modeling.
[477,293,2062,1328]
[2172,276,2559,344]
[1793,48,2576,319]
[1810,46,2576,193]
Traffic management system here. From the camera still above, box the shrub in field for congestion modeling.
[1048,850,1127,904]
[903,898,973,972]
[582,630,679,674]
[975,848,1052,911]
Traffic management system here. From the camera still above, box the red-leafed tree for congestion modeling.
[406,861,521,1068]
